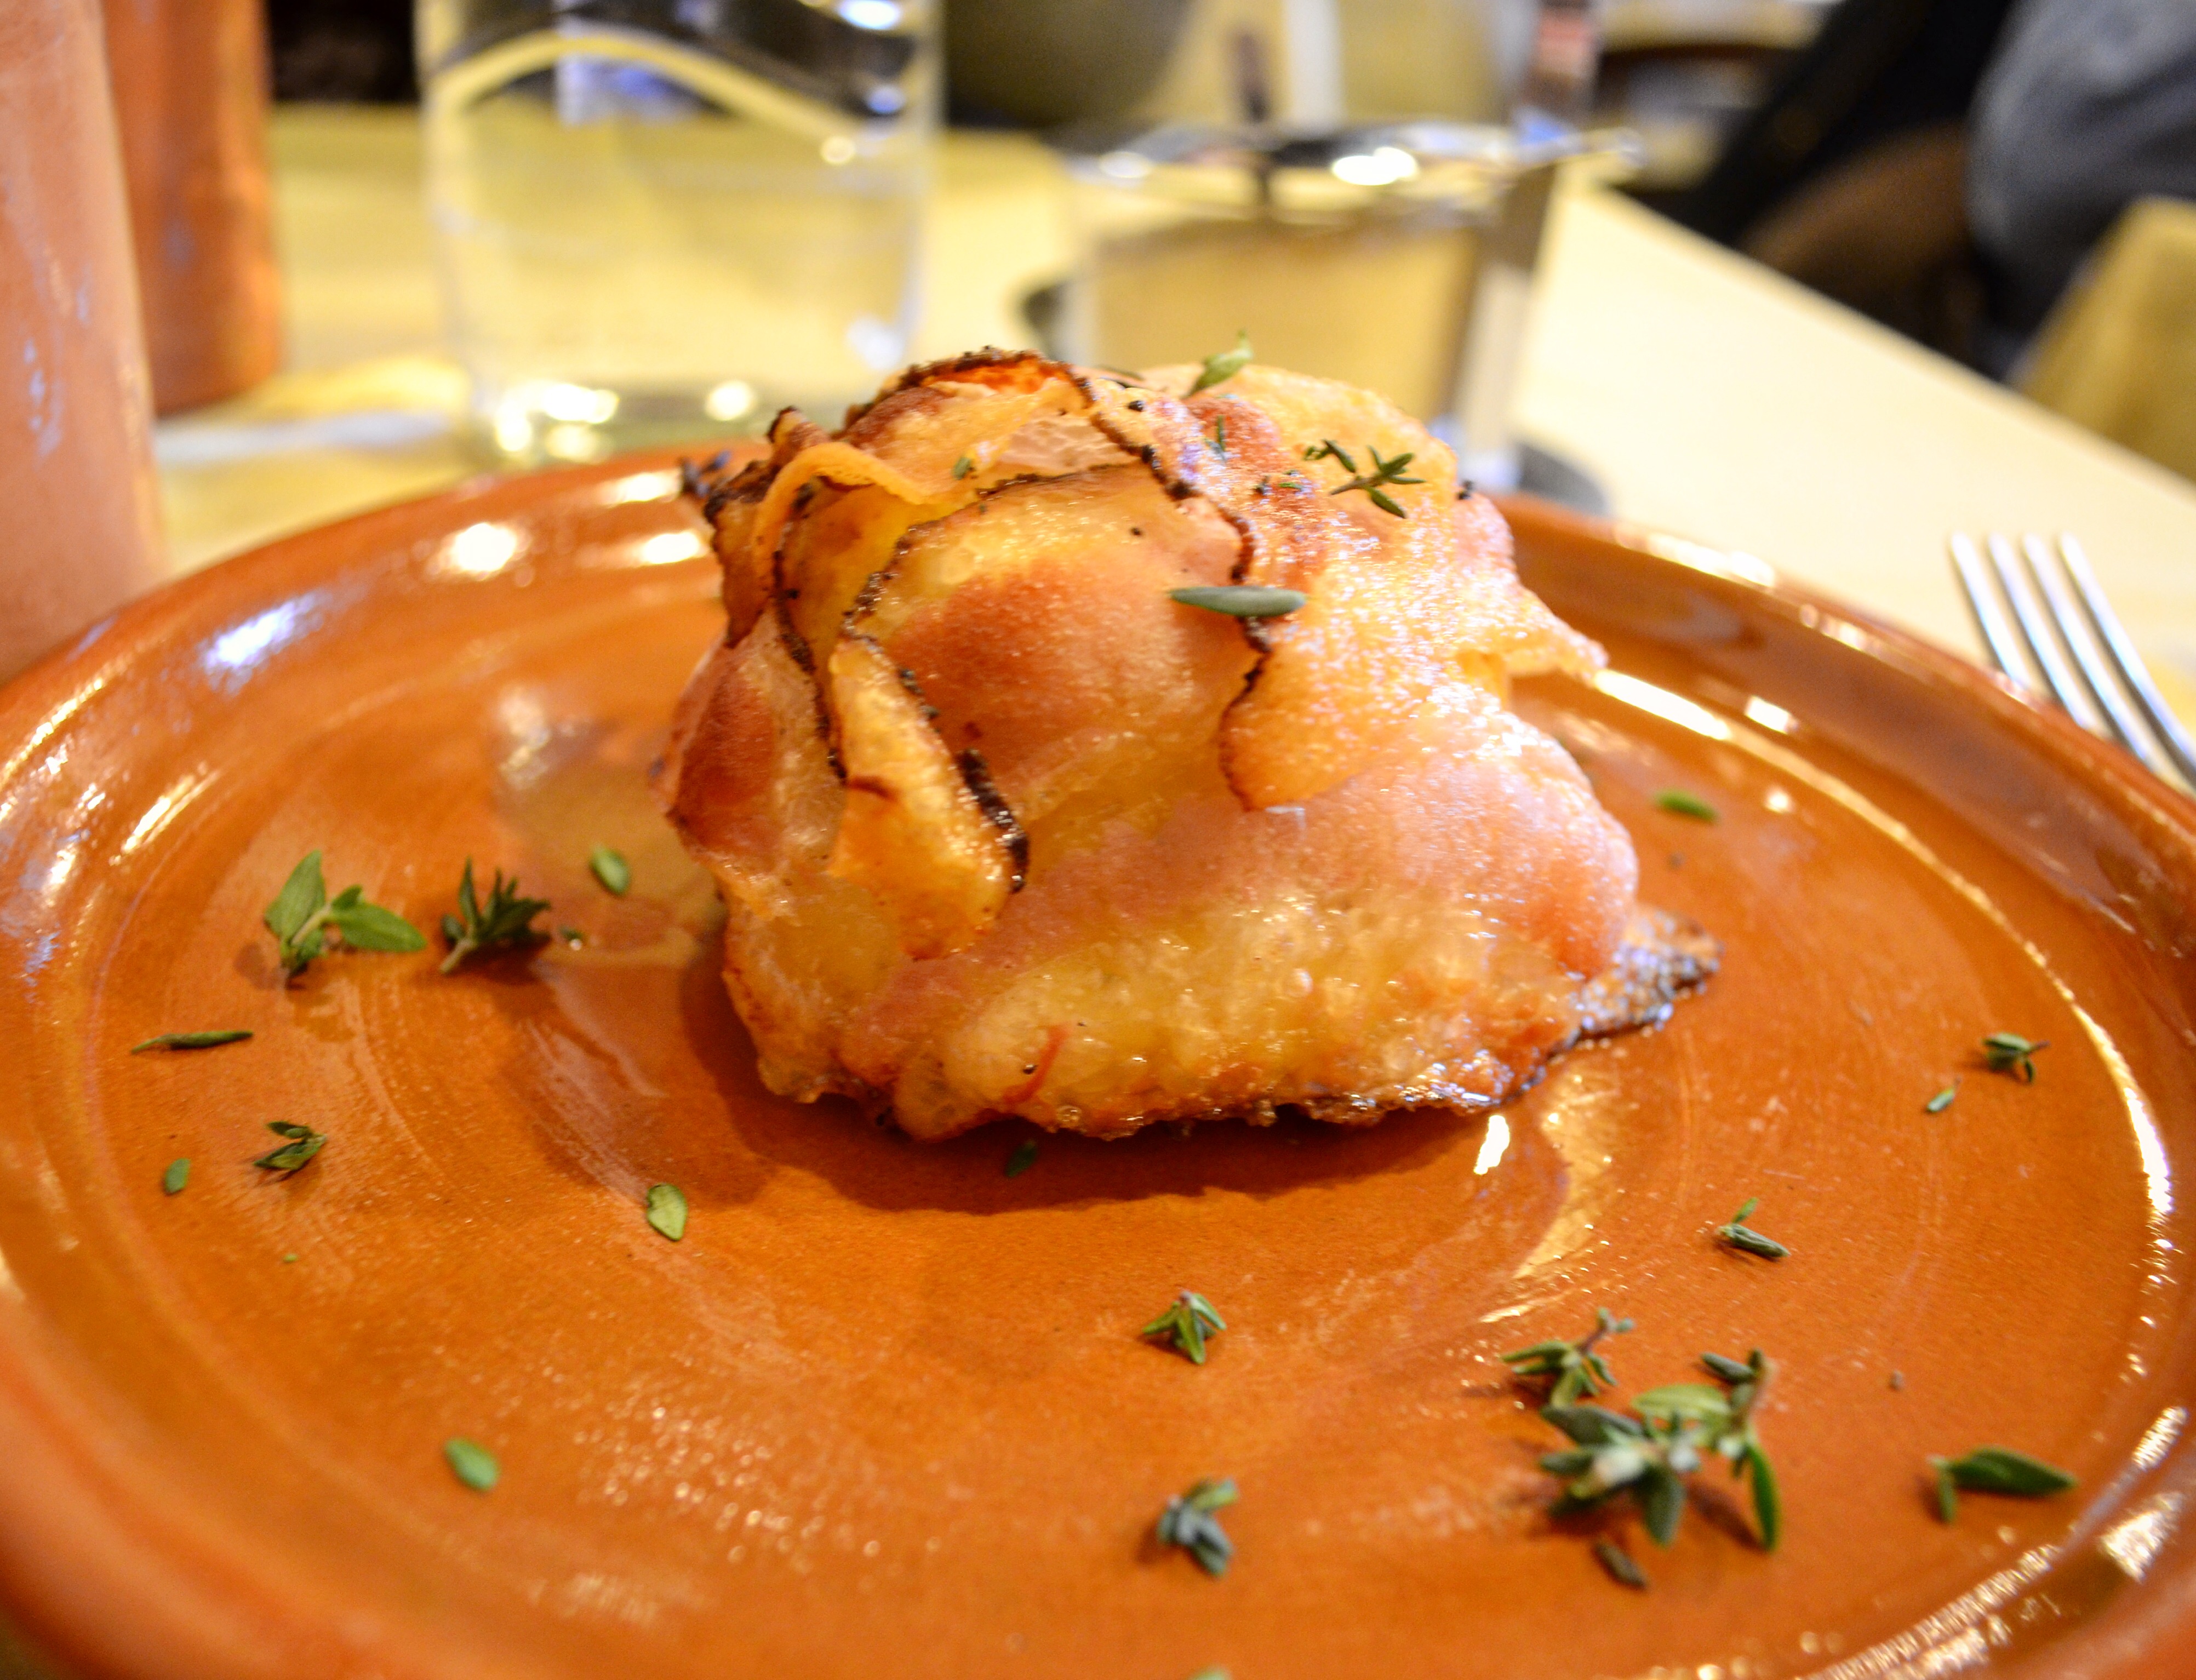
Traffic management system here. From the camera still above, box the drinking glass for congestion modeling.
[1062,123,1619,488]
[417,0,936,466]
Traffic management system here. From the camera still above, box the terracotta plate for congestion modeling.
[4,458,2196,1680]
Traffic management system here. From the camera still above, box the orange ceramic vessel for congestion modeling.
[0,0,164,681]
[101,0,281,413]
[0,461,2194,1678]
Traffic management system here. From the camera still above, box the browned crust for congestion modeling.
[1575,905,1722,1038]
[954,747,1028,891]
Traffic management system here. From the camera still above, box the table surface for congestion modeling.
[158,106,2196,693]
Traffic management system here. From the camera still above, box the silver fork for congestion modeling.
[1951,532,2196,793]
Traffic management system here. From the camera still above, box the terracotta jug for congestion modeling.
[0,0,165,679]
[101,0,282,414]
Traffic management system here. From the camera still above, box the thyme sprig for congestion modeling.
[1156,1478,1238,1576]
[263,851,425,979]
[1143,1290,1227,1364]
[253,1121,326,1174]
[1929,1447,2075,1522]
[1982,1032,2048,1082]
[1502,1307,1634,1406]
[1539,1348,1781,1552]
[439,859,551,973]
[1190,331,1252,394]
[1715,1197,1789,1259]
[1305,439,1424,517]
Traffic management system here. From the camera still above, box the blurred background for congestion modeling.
[8,0,2191,660]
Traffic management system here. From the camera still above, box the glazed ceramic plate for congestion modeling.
[4,458,2196,1680]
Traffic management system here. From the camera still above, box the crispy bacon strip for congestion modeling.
[681,351,1602,951]
[826,632,1016,958]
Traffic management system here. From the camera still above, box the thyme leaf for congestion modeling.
[645,1182,687,1241]
[1501,1306,1634,1406]
[1982,1032,2048,1082]
[443,1437,499,1492]
[1309,439,1425,517]
[951,454,974,479]
[438,858,551,973]
[1156,1477,1238,1576]
[588,845,631,896]
[162,1158,190,1195]
[262,852,425,978]
[1004,1139,1039,1178]
[1654,790,1719,822]
[1714,1197,1789,1259]
[1142,1290,1227,1364]
[1594,1538,1648,1589]
[253,1121,325,1174]
[133,1030,253,1052]
[1926,1081,1959,1113]
[1929,1447,2075,1522]
[1189,330,1252,394]
[1169,585,1307,619]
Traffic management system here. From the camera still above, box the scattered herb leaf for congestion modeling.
[1189,330,1252,394]
[1715,1197,1789,1260]
[439,859,551,973]
[1982,1032,2048,1083]
[1143,1290,1227,1364]
[263,852,425,978]
[1541,1350,1781,1552]
[162,1158,190,1195]
[1926,1082,1959,1113]
[1156,1477,1238,1575]
[1169,585,1307,619]
[951,454,974,479]
[280,1252,298,1264]
[588,845,631,896]
[1502,1306,1634,1406]
[1210,414,1228,458]
[1004,1139,1039,1178]
[1890,1369,1906,1390]
[645,1182,688,1242]
[1929,1447,2075,1522]
[444,1437,499,1492]
[1594,1538,1648,1590]
[133,1030,253,1052]
[1186,1669,1231,1680]
[1654,790,1719,822]
[253,1121,326,1174]
[559,925,585,947]
[1308,439,1425,517]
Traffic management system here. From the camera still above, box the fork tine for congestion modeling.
[1950,533,2037,687]
[2055,533,2196,788]
[1987,533,2112,734]
[2021,533,2165,768]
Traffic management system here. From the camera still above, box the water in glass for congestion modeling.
[419,2,934,465]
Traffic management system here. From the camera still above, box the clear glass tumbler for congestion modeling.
[417,0,935,466]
